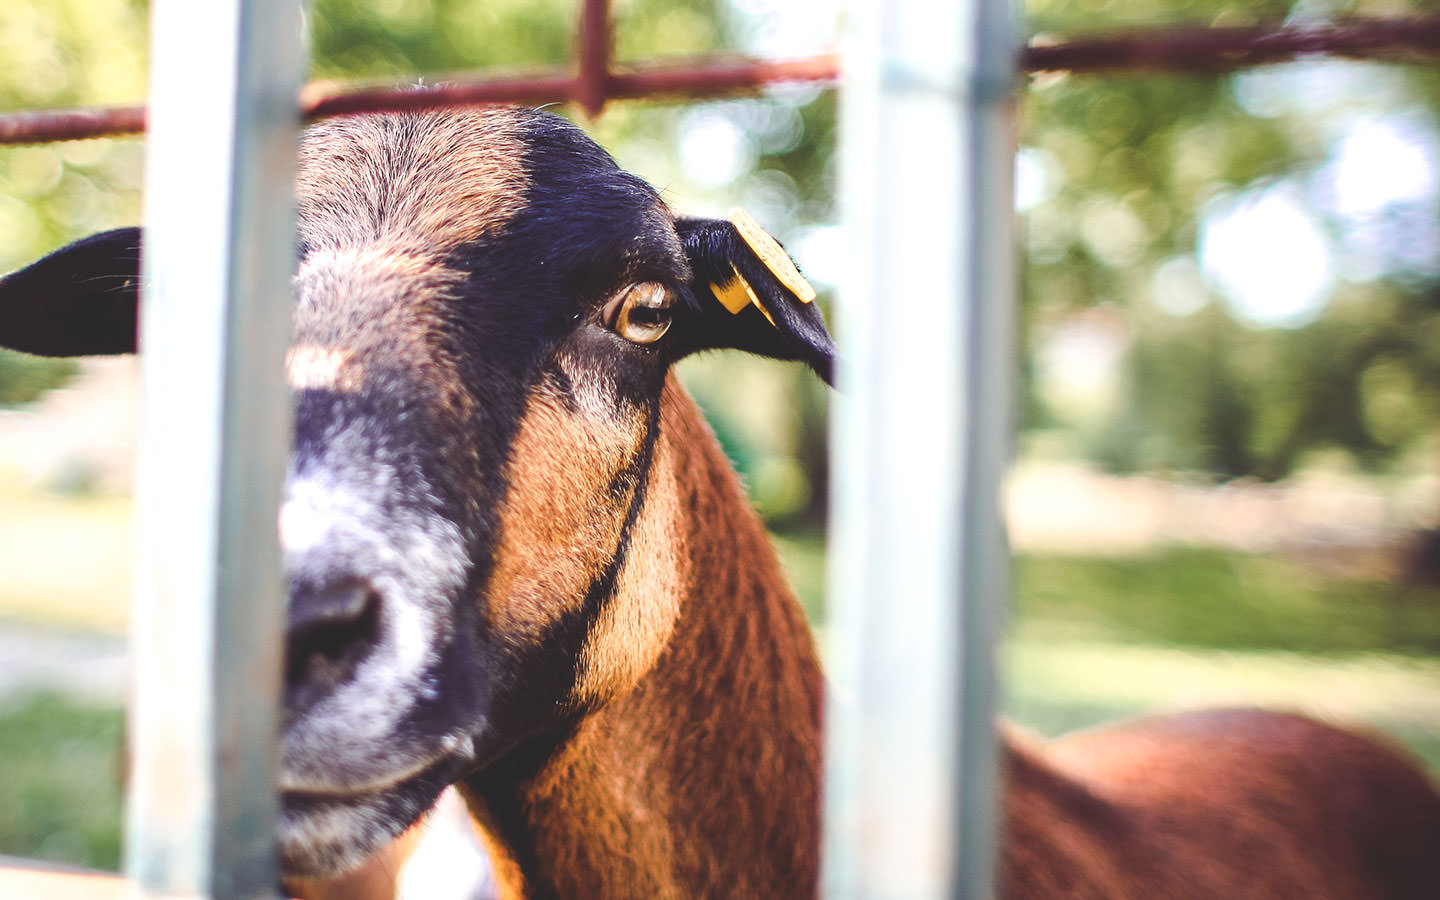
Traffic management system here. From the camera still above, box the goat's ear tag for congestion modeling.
[713,265,779,327]
[674,213,834,384]
[727,207,816,304]
[712,268,754,315]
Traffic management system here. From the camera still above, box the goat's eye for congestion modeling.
[605,282,673,345]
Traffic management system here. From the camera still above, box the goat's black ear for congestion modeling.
[0,227,142,357]
[672,212,834,386]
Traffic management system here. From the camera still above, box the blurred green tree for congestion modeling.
[5,0,1440,490]
[1021,0,1440,481]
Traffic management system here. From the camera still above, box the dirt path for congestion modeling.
[0,624,126,706]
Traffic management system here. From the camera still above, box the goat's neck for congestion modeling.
[460,379,825,900]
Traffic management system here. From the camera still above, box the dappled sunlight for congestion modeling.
[1200,182,1334,328]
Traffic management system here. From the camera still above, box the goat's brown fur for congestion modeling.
[459,378,824,900]
[451,373,1440,900]
[486,375,654,652]
[1004,711,1440,899]
[296,109,530,257]
[331,369,1440,900]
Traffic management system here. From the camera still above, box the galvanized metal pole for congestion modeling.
[825,0,1017,896]
[126,1,304,897]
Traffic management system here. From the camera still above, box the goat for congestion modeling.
[2,106,1438,899]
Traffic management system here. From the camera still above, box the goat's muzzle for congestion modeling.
[274,475,485,878]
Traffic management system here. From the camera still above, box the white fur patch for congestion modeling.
[398,788,496,900]
[287,345,363,393]
[280,471,473,793]
[279,493,328,557]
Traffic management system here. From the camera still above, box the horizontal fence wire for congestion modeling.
[306,55,844,120]
[2,15,1439,147]
[0,56,840,146]
[1023,16,1440,72]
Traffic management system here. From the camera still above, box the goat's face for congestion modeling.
[0,106,833,880]
[278,109,700,875]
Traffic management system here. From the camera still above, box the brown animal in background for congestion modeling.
[1,106,1437,899]
[1006,710,1440,899]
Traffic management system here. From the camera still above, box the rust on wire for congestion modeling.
[609,56,839,99]
[1024,16,1440,73]
[575,0,614,118]
[302,71,580,120]
[0,105,145,145]
[303,55,840,121]
[5,15,1440,147]
[0,54,842,146]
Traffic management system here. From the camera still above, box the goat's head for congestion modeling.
[0,107,833,879]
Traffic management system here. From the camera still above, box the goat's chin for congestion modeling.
[277,756,464,881]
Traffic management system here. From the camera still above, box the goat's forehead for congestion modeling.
[295,108,533,253]
[286,109,687,417]
[293,107,663,256]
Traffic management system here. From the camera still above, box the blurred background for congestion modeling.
[2,0,1439,873]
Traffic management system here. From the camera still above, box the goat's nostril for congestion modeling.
[285,578,382,709]
[290,576,376,634]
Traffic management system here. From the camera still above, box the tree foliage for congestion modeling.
[1021,1,1440,481]
[4,0,1439,489]
[0,0,146,404]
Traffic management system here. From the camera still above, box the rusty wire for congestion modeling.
[303,54,842,122]
[3,13,1440,147]
[1023,16,1440,72]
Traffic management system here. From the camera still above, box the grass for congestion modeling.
[0,694,123,871]
[1013,546,1440,656]
[0,482,130,870]
[772,532,1440,774]
[1004,637,1440,772]
[1008,549,1440,775]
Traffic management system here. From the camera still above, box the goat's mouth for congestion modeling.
[279,729,475,795]
[278,747,474,880]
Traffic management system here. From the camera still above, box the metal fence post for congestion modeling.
[825,0,1017,896]
[126,1,305,896]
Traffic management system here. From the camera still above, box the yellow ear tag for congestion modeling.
[712,266,778,327]
[728,207,817,304]
[712,269,754,315]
